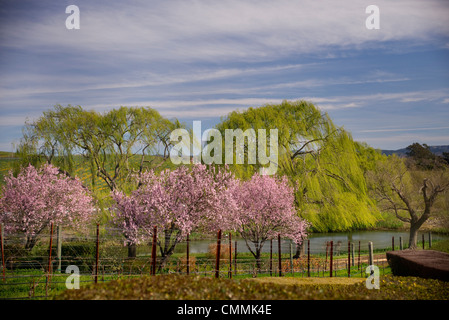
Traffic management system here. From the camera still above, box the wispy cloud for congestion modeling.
[360,126,449,133]
[2,0,449,62]
[1,0,448,151]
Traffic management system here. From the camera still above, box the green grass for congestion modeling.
[53,273,449,300]
[374,211,407,229]
[430,239,449,253]
[6,237,449,300]
[0,269,128,299]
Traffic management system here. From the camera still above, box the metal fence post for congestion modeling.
[46,223,54,295]
[215,229,222,278]
[228,233,232,278]
[348,241,351,278]
[290,241,293,276]
[329,241,333,278]
[269,239,273,276]
[307,239,310,277]
[1,223,5,283]
[95,224,100,283]
[358,241,361,271]
[278,234,282,277]
[186,233,190,275]
[151,226,157,276]
[429,231,432,249]
[234,241,237,275]
[325,241,329,271]
[351,242,355,267]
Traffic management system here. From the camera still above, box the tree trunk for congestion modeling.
[25,236,39,251]
[127,243,137,258]
[293,243,303,259]
[408,224,420,249]
[254,248,262,274]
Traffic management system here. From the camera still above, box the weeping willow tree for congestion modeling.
[14,104,182,193]
[214,100,380,233]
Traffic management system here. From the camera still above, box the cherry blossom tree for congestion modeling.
[111,164,236,261]
[0,164,95,250]
[229,173,309,271]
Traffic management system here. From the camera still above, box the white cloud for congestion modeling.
[360,126,449,133]
[3,0,449,63]
[0,115,37,127]
[359,134,449,150]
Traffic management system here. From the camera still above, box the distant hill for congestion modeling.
[382,145,449,157]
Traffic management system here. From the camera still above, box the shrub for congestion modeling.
[207,243,234,260]
[176,255,197,273]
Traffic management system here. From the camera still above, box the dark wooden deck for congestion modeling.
[386,249,449,281]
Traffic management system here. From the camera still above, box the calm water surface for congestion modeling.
[186,230,449,254]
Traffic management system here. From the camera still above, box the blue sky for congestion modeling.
[1,0,448,152]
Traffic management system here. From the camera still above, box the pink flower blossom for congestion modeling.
[0,164,95,249]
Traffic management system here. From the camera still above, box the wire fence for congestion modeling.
[1,222,421,299]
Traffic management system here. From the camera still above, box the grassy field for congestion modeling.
[53,273,449,300]
[55,239,449,300]
[3,241,448,300]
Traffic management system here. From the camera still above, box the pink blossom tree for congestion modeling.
[111,164,236,261]
[229,174,309,271]
[0,164,95,250]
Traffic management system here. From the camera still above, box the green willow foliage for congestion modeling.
[215,100,380,232]
[15,105,182,193]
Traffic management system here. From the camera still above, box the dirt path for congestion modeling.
[334,253,387,264]
[250,277,365,286]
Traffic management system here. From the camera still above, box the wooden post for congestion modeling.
[329,241,333,278]
[289,241,293,276]
[422,234,425,250]
[95,224,100,283]
[56,225,62,273]
[307,239,310,277]
[228,233,232,278]
[358,241,361,271]
[1,223,5,283]
[348,241,351,278]
[392,236,395,251]
[325,241,329,271]
[335,259,338,277]
[368,241,374,266]
[151,226,157,276]
[215,230,222,278]
[351,242,355,267]
[429,232,432,249]
[46,223,54,295]
[269,239,273,276]
[186,233,190,275]
[48,223,54,276]
[234,241,237,275]
[278,234,282,277]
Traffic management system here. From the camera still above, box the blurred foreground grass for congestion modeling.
[55,274,449,300]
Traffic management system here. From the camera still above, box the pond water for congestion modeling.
[186,230,449,255]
